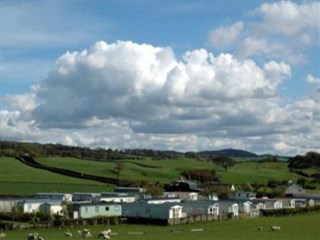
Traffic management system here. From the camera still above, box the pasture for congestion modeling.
[2,213,320,240]
[0,157,112,195]
[37,157,304,184]
[1,156,319,195]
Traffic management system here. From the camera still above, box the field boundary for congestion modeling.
[16,156,119,185]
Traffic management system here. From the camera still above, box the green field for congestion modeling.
[0,157,112,195]
[38,157,304,184]
[2,213,320,240]
[1,156,319,195]
[218,162,301,184]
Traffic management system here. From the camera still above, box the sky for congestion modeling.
[0,0,319,156]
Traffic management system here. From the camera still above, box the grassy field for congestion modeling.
[0,157,112,195]
[218,162,301,184]
[37,157,304,184]
[2,213,320,240]
[2,156,319,195]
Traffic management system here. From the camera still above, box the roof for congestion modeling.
[40,202,63,206]
[18,199,62,204]
[72,192,100,196]
[122,201,182,209]
[36,192,71,196]
[73,202,121,207]
[100,192,136,197]
[179,200,219,208]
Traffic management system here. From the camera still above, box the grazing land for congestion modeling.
[0,157,112,195]
[2,213,320,240]
[1,156,319,195]
[38,157,303,184]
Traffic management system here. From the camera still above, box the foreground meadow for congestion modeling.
[3,213,320,240]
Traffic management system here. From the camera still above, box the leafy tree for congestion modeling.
[182,169,218,183]
[289,151,320,168]
[203,185,232,199]
[256,186,268,198]
[115,161,125,184]
[271,186,286,198]
[145,182,164,198]
[242,183,254,192]
[297,178,306,187]
[212,155,235,172]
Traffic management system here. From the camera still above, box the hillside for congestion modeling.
[0,157,112,195]
[1,141,319,196]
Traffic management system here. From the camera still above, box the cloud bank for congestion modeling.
[1,39,318,155]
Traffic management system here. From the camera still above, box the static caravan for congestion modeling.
[39,202,64,216]
[72,203,121,219]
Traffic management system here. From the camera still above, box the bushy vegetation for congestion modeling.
[0,141,128,160]
[289,151,320,168]
[261,205,320,217]
[182,169,219,183]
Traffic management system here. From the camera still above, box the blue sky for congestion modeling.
[1,0,319,155]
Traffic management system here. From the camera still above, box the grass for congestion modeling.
[2,156,319,194]
[0,157,112,195]
[37,157,306,184]
[2,213,320,240]
[218,162,301,184]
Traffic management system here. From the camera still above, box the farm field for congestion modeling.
[37,157,215,182]
[2,213,320,240]
[218,162,301,184]
[2,156,319,195]
[0,157,112,195]
[37,157,304,184]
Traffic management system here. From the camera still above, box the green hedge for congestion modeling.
[261,205,320,217]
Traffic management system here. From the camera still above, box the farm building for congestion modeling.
[285,183,305,195]
[72,202,122,219]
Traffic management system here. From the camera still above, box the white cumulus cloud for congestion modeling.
[1,40,318,156]
[208,21,244,49]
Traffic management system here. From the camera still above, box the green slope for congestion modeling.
[0,157,112,195]
[37,157,305,184]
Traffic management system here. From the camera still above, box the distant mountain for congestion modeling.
[197,148,258,158]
